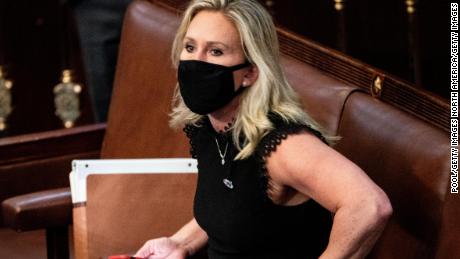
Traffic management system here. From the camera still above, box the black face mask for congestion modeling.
[178,59,251,115]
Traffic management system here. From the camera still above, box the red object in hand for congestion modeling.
[108,255,143,259]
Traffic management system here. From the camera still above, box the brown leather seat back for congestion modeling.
[335,92,450,259]
[101,0,187,159]
[281,55,358,135]
[76,2,195,258]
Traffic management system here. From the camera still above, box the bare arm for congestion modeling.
[266,132,393,259]
[170,218,208,256]
[319,206,389,259]
[135,218,208,258]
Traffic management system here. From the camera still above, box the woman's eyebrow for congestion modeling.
[183,36,230,49]
[207,41,230,50]
[183,36,196,43]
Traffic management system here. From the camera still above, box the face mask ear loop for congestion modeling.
[231,61,252,95]
[229,61,252,71]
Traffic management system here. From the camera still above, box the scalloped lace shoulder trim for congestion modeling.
[256,120,326,203]
[183,123,200,159]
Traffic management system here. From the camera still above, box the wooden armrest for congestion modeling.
[2,187,72,232]
[0,124,105,226]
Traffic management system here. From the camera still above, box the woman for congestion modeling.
[135,0,392,258]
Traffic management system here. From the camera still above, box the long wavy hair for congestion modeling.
[169,0,335,160]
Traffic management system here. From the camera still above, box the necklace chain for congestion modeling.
[215,137,233,189]
[215,137,229,165]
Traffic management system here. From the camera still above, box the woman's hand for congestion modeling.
[134,237,188,259]
[135,218,208,258]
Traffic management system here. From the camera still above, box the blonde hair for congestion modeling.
[169,0,335,160]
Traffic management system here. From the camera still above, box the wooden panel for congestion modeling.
[277,29,449,132]
[0,124,105,165]
[0,0,93,136]
[0,124,105,226]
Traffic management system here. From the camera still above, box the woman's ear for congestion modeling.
[242,65,259,87]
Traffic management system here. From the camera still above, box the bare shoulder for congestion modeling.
[264,130,337,179]
[264,130,383,212]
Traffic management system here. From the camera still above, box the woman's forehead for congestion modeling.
[185,10,241,47]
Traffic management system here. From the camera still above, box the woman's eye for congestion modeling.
[185,44,194,53]
[210,49,223,56]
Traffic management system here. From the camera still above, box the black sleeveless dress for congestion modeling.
[183,114,333,259]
